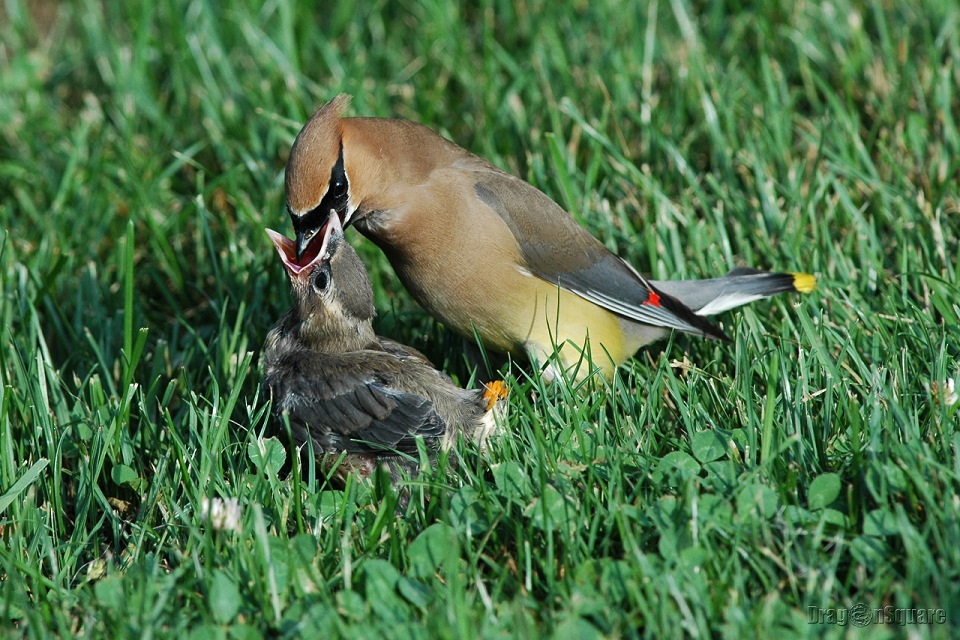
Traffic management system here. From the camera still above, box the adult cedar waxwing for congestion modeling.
[285,95,816,381]
[263,215,507,485]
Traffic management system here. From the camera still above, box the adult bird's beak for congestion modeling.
[268,214,342,283]
[295,226,320,262]
[295,209,345,261]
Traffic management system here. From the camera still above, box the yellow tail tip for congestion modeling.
[790,272,817,294]
[482,380,509,411]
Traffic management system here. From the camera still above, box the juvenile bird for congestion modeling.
[285,95,816,381]
[262,215,506,485]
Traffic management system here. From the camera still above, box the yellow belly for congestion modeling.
[475,277,635,382]
[379,210,639,381]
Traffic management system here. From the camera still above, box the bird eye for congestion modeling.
[312,265,331,293]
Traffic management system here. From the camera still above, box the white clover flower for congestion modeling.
[931,377,958,408]
[945,378,958,407]
[200,497,242,532]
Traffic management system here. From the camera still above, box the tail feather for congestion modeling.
[651,268,816,317]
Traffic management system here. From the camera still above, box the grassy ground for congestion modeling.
[2,0,959,637]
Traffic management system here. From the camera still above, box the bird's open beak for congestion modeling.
[267,215,343,283]
[296,208,350,262]
[295,226,319,263]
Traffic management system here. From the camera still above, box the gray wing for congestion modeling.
[469,167,727,340]
[265,350,446,454]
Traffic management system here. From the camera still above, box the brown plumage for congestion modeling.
[285,95,816,381]
[262,215,505,485]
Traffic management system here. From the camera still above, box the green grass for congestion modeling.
[2,0,959,637]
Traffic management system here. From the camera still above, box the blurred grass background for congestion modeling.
[1,0,958,637]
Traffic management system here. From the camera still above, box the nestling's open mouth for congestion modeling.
[267,213,343,281]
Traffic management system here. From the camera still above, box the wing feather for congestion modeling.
[470,169,727,339]
[266,350,446,454]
